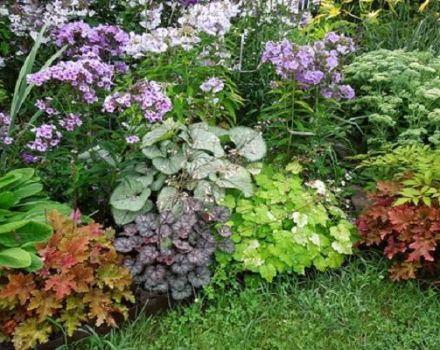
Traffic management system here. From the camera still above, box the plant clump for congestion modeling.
[0,211,134,350]
[114,196,234,300]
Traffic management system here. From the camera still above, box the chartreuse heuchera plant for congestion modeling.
[0,168,69,270]
[0,211,134,350]
[224,164,358,282]
[110,120,267,225]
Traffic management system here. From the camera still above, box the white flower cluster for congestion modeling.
[124,0,241,58]
[241,0,320,27]
[0,0,96,39]
[125,26,201,57]
[178,0,241,37]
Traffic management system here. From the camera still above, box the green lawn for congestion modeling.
[70,255,440,350]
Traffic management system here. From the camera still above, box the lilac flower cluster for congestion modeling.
[103,80,172,122]
[0,112,12,145]
[27,124,62,152]
[59,113,83,131]
[262,32,356,100]
[200,77,225,93]
[27,57,115,104]
[53,21,129,59]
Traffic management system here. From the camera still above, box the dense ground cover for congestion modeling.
[71,255,440,350]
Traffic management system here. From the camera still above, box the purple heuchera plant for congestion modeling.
[53,21,129,59]
[114,197,234,300]
[103,80,172,122]
[262,32,356,100]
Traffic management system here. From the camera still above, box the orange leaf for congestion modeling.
[44,275,77,300]
[0,273,35,305]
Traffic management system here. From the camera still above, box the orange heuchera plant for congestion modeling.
[0,211,134,350]
[357,181,440,281]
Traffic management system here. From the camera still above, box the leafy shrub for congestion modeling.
[109,120,266,225]
[0,211,133,350]
[224,163,357,282]
[344,50,440,149]
[357,181,440,281]
[0,168,69,270]
[356,145,440,206]
[114,196,233,300]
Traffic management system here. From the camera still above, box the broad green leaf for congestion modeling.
[189,125,225,157]
[142,120,181,147]
[110,179,151,211]
[0,221,52,247]
[229,127,267,161]
[0,247,32,269]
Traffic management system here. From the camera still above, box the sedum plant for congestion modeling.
[0,211,134,350]
[224,163,357,282]
[114,196,234,300]
[110,120,266,225]
[344,50,440,149]
[0,168,69,270]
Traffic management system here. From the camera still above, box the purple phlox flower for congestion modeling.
[200,77,225,93]
[126,135,140,144]
[27,57,115,104]
[59,113,82,131]
[103,80,172,123]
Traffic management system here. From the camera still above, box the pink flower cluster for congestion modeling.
[262,32,356,100]
[103,80,172,122]
[53,21,129,59]
[0,112,13,145]
[27,56,115,104]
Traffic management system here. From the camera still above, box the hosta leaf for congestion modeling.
[229,126,267,161]
[0,221,52,247]
[0,191,16,209]
[0,247,32,268]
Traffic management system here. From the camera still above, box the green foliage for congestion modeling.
[0,168,69,270]
[134,49,243,126]
[225,164,357,281]
[110,120,266,225]
[356,145,440,206]
[344,50,440,150]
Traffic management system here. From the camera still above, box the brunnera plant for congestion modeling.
[224,163,358,282]
[357,181,440,281]
[0,211,134,350]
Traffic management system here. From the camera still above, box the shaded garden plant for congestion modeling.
[357,180,440,281]
[225,163,358,282]
[114,196,234,300]
[0,211,134,350]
